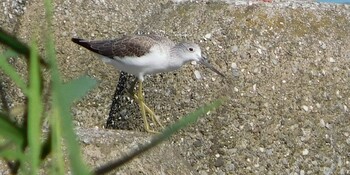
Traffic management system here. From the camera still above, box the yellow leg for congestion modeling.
[135,80,163,133]
[133,94,164,128]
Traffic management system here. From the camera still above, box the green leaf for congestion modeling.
[61,76,97,107]
[56,76,96,175]
[2,50,18,58]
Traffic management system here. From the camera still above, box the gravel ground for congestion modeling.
[1,0,350,174]
[0,0,27,32]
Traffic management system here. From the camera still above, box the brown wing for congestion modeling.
[71,35,167,58]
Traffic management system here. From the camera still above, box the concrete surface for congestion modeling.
[0,0,349,174]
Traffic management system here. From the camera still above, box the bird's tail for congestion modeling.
[71,38,95,52]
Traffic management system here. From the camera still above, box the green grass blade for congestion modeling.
[50,106,65,175]
[43,0,92,173]
[0,144,25,161]
[160,99,223,136]
[26,41,43,174]
[0,28,30,57]
[0,112,25,173]
[42,0,67,173]
[94,98,224,174]
[0,112,24,146]
[0,28,48,67]
[42,3,66,173]
[0,53,28,95]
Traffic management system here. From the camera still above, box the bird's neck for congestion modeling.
[169,47,187,68]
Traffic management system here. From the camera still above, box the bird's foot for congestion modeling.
[133,94,164,133]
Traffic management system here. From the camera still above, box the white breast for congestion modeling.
[100,45,178,78]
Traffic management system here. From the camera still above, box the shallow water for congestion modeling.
[317,0,350,4]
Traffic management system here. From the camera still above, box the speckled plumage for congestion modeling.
[72,35,174,58]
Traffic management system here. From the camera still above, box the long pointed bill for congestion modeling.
[199,56,225,77]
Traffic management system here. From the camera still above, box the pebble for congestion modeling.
[320,119,326,127]
[272,59,278,65]
[214,157,224,167]
[252,84,257,92]
[253,68,259,73]
[231,62,238,69]
[217,169,225,175]
[194,70,202,80]
[346,138,350,145]
[266,148,273,156]
[316,103,321,108]
[329,57,335,63]
[204,33,212,40]
[320,41,327,49]
[199,170,208,175]
[82,138,91,144]
[257,48,262,54]
[302,149,309,155]
[302,105,309,111]
[343,105,348,112]
[225,163,235,172]
[323,167,332,175]
[231,62,240,77]
[231,45,238,52]
[193,140,203,147]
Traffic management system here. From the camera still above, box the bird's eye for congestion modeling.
[188,47,194,52]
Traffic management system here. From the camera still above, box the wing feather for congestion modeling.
[72,35,173,58]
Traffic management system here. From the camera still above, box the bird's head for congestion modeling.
[175,42,225,77]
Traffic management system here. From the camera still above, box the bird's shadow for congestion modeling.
[105,71,141,130]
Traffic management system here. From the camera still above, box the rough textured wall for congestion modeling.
[0,0,349,174]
